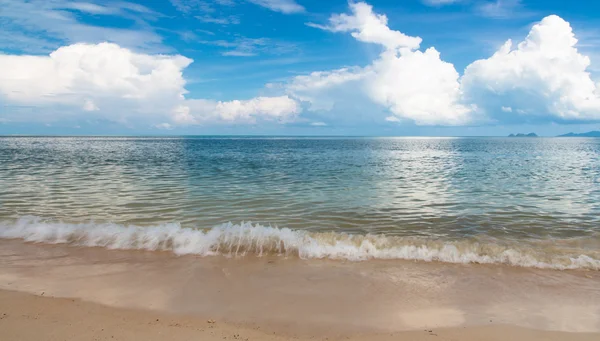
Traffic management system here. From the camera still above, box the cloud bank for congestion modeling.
[2,1,600,129]
[0,43,300,127]
[173,96,300,125]
[285,2,600,126]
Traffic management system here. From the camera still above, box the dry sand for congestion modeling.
[1,239,599,340]
[1,290,599,341]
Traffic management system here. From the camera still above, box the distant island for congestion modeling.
[508,133,538,137]
[558,131,600,137]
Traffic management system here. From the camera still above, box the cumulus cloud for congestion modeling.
[310,2,421,52]
[0,43,300,126]
[297,2,471,125]
[366,48,471,125]
[285,2,600,126]
[0,43,192,122]
[4,1,600,130]
[462,15,600,122]
[171,105,199,125]
[175,96,300,124]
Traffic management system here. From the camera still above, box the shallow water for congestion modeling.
[1,136,600,269]
[1,240,599,334]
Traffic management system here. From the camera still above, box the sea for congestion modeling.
[1,136,600,270]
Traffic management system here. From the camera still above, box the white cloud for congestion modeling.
[155,123,173,130]
[171,0,304,15]
[222,51,257,57]
[311,122,327,126]
[170,0,301,15]
[0,43,192,122]
[197,37,297,57]
[286,68,368,92]
[83,100,99,112]
[297,2,470,125]
[216,96,299,122]
[4,1,600,130]
[0,43,300,127]
[177,96,300,124]
[0,0,164,53]
[64,2,121,15]
[462,15,600,122]
[196,14,241,25]
[171,105,199,124]
[366,49,471,125]
[247,0,305,14]
[289,2,600,126]
[284,47,471,126]
[284,67,369,111]
[314,2,421,52]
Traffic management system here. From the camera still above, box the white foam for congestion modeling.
[1,216,599,270]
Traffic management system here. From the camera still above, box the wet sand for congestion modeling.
[1,239,599,340]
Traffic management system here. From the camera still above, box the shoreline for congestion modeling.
[2,217,599,271]
[1,239,599,340]
[1,289,599,341]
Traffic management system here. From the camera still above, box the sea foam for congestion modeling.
[1,217,599,270]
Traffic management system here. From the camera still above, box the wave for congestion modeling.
[1,217,599,270]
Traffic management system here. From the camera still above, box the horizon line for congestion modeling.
[0,134,597,138]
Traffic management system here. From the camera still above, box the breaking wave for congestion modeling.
[1,217,599,270]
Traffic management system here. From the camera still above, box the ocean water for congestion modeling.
[1,136,600,270]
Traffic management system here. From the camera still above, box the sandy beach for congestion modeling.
[1,239,599,340]
[3,0,600,336]
[2,288,600,341]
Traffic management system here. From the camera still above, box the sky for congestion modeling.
[1,0,600,136]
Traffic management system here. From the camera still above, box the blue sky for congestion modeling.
[1,0,600,135]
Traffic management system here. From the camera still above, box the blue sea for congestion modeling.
[1,136,599,270]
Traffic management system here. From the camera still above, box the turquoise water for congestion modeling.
[1,136,599,269]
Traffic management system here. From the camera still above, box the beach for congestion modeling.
[2,289,599,341]
[3,0,600,336]
[1,137,600,339]
[1,239,599,340]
